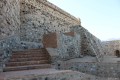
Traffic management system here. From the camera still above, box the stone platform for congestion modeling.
[0,69,119,80]
[0,69,70,80]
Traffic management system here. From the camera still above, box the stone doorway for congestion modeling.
[115,50,120,57]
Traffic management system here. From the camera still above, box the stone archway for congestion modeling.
[115,50,120,57]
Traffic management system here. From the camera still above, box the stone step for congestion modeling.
[12,48,47,53]
[12,50,47,55]
[11,54,49,58]
[6,60,50,67]
[4,48,51,72]
[12,51,46,55]
[9,57,49,62]
[3,64,51,72]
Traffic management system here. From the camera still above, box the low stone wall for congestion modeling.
[56,62,120,78]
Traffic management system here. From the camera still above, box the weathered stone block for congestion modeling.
[43,33,57,48]
[64,32,75,37]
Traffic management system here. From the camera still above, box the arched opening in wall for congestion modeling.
[115,50,120,57]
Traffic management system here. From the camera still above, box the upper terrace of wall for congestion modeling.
[21,0,81,25]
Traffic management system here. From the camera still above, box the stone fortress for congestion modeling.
[0,0,120,80]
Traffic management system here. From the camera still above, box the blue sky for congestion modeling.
[48,0,120,41]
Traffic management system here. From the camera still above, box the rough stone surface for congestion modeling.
[57,32,81,60]
[57,61,120,78]
[0,0,103,62]
[20,0,80,43]
[0,0,119,79]
[71,26,104,62]
[43,25,104,62]
[0,0,20,71]
[0,0,20,39]
[43,33,57,48]
[103,40,120,56]
[43,32,81,61]
[1,69,119,80]
[0,35,20,72]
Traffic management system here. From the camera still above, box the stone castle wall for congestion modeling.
[103,40,120,56]
[0,0,81,71]
[0,0,104,72]
[20,0,80,43]
[0,0,81,57]
[0,0,20,39]
[0,0,20,72]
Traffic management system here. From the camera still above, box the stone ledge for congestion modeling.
[0,69,119,80]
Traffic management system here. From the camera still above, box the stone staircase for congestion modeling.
[3,48,51,72]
